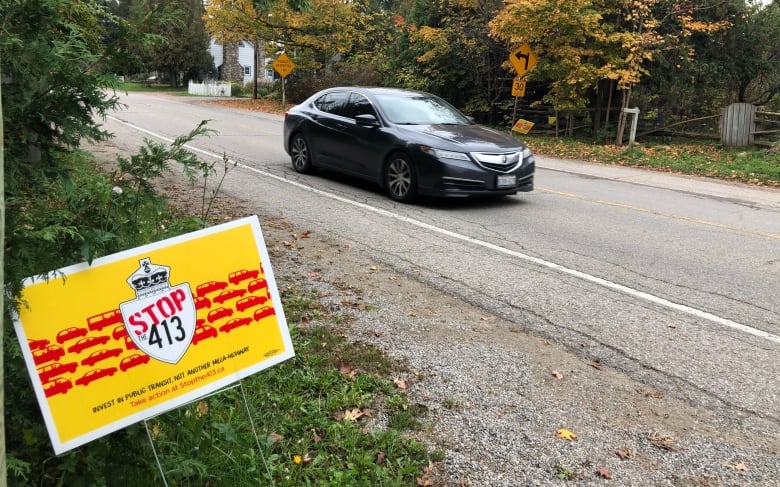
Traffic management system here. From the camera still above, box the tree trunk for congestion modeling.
[615,88,632,145]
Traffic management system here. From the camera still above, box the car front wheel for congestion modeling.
[385,153,417,203]
[290,134,313,173]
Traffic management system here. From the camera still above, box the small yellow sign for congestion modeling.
[512,78,526,97]
[14,216,294,454]
[272,53,296,78]
[512,119,535,134]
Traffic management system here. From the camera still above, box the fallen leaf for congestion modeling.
[196,401,209,417]
[394,378,407,389]
[408,311,417,317]
[597,467,612,479]
[552,370,563,380]
[268,432,284,443]
[729,462,749,471]
[648,431,676,450]
[151,423,161,440]
[376,451,387,466]
[369,265,377,271]
[342,408,364,421]
[416,461,436,486]
[389,275,397,280]
[310,431,322,443]
[589,359,603,370]
[556,428,577,441]
[615,448,632,459]
[300,231,311,238]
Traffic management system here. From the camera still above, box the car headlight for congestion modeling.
[420,146,471,161]
[522,147,533,159]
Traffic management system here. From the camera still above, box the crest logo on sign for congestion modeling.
[120,258,196,364]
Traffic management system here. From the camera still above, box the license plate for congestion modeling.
[496,174,516,188]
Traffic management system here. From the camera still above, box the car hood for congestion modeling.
[399,123,526,151]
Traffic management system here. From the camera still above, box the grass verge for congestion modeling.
[147,287,438,486]
[524,135,780,186]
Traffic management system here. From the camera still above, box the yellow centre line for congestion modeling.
[537,186,780,240]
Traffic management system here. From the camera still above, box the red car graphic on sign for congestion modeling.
[43,377,73,397]
[193,323,218,345]
[87,309,123,332]
[219,317,252,334]
[236,295,268,312]
[207,307,233,324]
[75,367,117,386]
[229,269,259,285]
[195,295,212,310]
[28,338,50,351]
[247,278,268,294]
[56,326,88,344]
[112,324,128,340]
[68,336,111,354]
[196,280,228,297]
[33,344,65,365]
[38,361,78,383]
[81,348,123,367]
[213,288,247,305]
[119,353,151,372]
[253,306,275,321]
[124,336,138,350]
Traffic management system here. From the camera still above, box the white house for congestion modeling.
[209,39,275,85]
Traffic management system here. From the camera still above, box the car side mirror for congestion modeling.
[355,114,380,127]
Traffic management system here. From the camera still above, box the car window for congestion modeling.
[374,94,470,125]
[343,93,378,120]
[313,92,350,117]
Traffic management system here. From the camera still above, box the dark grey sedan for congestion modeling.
[283,87,535,203]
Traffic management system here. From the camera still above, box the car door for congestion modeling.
[331,92,386,179]
[307,91,352,170]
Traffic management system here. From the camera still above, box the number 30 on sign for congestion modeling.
[512,78,526,97]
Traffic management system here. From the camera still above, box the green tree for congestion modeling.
[386,0,510,123]
[128,0,215,85]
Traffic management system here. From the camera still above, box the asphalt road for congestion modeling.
[100,92,780,427]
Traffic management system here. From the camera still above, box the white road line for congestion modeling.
[107,116,780,346]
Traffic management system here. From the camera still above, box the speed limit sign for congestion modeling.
[512,77,526,97]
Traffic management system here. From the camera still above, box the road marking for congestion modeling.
[538,187,780,240]
[107,116,780,346]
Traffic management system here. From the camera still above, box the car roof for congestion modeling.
[315,86,435,98]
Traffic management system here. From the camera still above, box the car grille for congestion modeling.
[470,151,522,173]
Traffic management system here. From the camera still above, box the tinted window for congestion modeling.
[313,92,350,116]
[374,94,470,125]
[343,93,377,119]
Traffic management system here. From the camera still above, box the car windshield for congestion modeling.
[374,94,471,125]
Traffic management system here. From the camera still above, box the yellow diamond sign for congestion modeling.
[509,44,537,77]
[272,53,296,78]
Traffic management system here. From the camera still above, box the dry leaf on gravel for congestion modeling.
[597,467,613,479]
[393,377,407,389]
[616,448,632,459]
[552,370,563,379]
[648,431,676,450]
[416,461,436,486]
[556,428,577,441]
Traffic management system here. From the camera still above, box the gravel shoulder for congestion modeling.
[90,140,779,486]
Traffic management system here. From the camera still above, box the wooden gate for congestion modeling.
[720,103,756,146]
